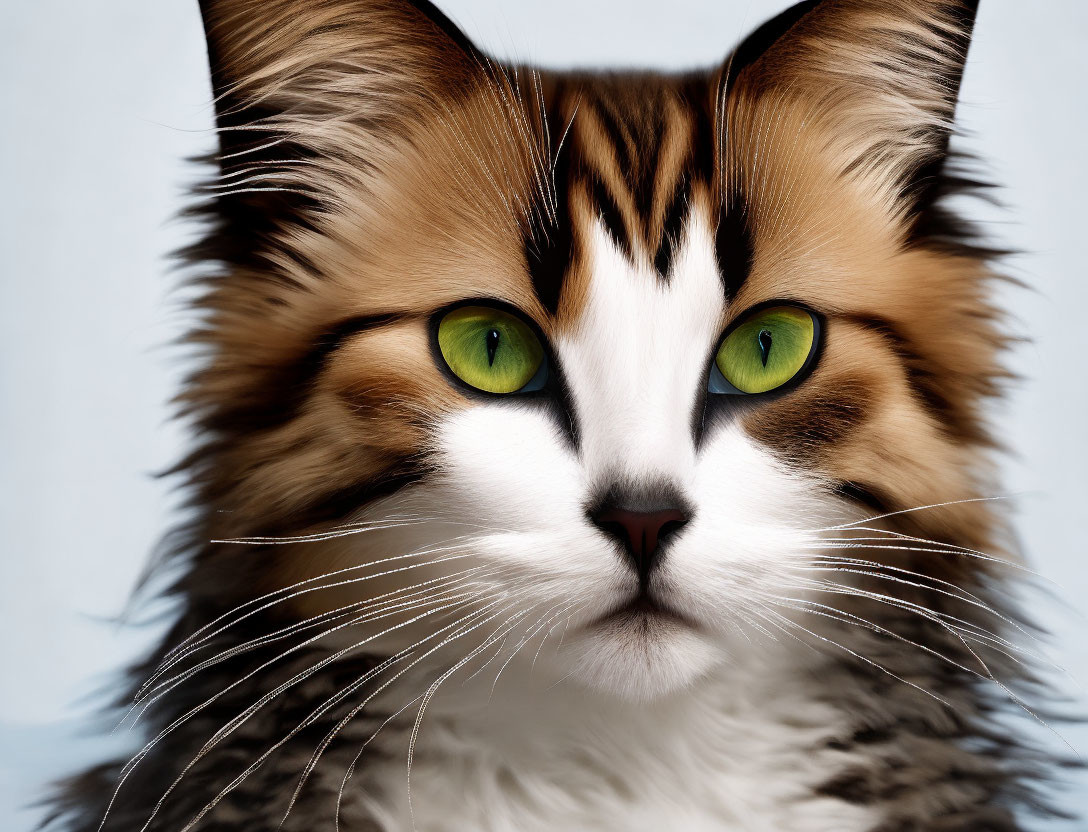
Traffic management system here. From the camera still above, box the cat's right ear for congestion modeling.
[197,0,485,158]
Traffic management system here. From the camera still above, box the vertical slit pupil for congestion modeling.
[486,328,501,367]
[757,329,773,367]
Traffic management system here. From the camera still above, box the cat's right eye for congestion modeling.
[436,305,547,395]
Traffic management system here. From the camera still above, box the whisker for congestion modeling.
[806,555,1057,667]
[798,574,1033,667]
[335,693,424,832]
[337,598,572,830]
[771,585,1005,680]
[158,536,490,671]
[748,600,955,709]
[144,594,500,832]
[490,600,575,699]
[104,591,478,832]
[768,584,1078,756]
[405,595,558,831]
[789,559,1046,660]
[818,495,1018,532]
[808,540,1033,574]
[728,597,780,644]
[277,590,543,830]
[818,528,1021,562]
[531,602,582,673]
[128,572,490,723]
[460,632,511,686]
[217,515,523,546]
[211,517,433,546]
[137,563,493,705]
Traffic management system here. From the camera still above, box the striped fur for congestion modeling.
[47,2,1071,831]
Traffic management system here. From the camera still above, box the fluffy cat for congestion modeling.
[48,1,1070,830]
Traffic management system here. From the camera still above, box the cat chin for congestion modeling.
[563,623,722,703]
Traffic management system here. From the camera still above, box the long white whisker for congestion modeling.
[748,600,955,709]
[277,590,543,830]
[156,537,491,673]
[808,540,1031,573]
[531,602,581,673]
[818,495,1018,531]
[129,572,491,723]
[107,592,478,832]
[148,594,499,832]
[405,595,553,832]
[787,560,1045,661]
[770,584,1078,756]
[489,600,573,700]
[816,528,1022,564]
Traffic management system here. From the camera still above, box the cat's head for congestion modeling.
[189,0,1001,702]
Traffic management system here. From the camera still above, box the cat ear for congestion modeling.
[197,0,485,159]
[722,0,980,208]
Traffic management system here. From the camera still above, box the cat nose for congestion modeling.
[590,503,690,584]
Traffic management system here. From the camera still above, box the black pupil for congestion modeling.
[485,328,501,366]
[757,329,773,367]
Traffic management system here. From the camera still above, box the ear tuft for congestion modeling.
[723,0,980,210]
[198,0,483,122]
[196,0,487,174]
[191,0,497,269]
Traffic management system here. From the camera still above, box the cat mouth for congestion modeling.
[594,593,695,630]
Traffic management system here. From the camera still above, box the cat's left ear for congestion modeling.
[722,0,980,207]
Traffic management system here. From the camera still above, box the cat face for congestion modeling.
[402,214,837,699]
[192,0,999,702]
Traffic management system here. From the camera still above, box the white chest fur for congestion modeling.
[362,648,876,832]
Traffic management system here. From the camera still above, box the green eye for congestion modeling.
[437,305,546,394]
[711,305,818,395]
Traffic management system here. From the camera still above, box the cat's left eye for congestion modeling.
[436,305,548,395]
[709,305,820,395]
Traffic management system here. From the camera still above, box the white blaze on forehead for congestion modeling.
[557,210,726,484]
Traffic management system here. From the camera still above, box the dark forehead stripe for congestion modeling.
[590,96,636,178]
[588,170,633,261]
[653,173,691,278]
[524,81,575,316]
[655,79,719,280]
[582,82,696,277]
[525,73,743,310]
[715,184,753,301]
[679,75,718,184]
[587,84,667,227]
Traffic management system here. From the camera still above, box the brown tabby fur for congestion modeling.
[45,1,1072,830]
[189,0,1004,605]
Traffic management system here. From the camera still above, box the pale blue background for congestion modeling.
[1,1,1085,829]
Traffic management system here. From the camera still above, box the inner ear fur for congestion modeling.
[198,0,484,130]
[192,0,493,267]
[722,0,980,212]
[195,0,494,209]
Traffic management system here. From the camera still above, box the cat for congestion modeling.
[46,1,1070,830]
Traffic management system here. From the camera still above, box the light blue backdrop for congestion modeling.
[1,1,1085,829]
